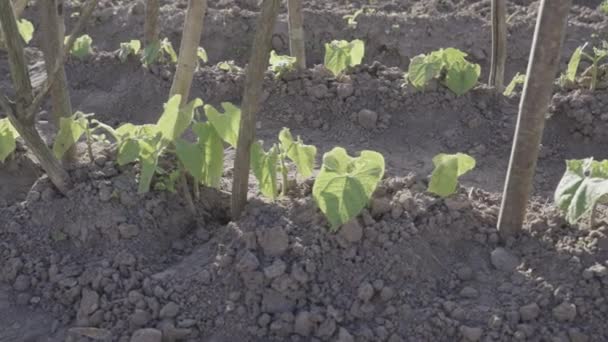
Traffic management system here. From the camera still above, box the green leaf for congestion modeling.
[118,39,141,63]
[67,34,93,59]
[156,95,203,143]
[117,139,140,165]
[251,142,279,199]
[428,153,476,197]
[197,47,208,63]
[503,72,526,96]
[192,122,224,188]
[217,61,242,72]
[555,158,608,224]
[142,40,161,65]
[437,47,468,66]
[278,127,317,178]
[312,147,385,230]
[137,139,161,194]
[176,138,204,180]
[566,45,584,82]
[161,38,177,63]
[408,54,442,89]
[443,60,480,96]
[323,39,365,76]
[0,118,19,163]
[269,50,296,77]
[53,112,88,159]
[204,102,241,148]
[17,19,34,44]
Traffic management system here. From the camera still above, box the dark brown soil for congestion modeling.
[2,0,608,341]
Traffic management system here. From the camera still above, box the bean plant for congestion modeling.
[428,153,476,197]
[324,39,365,76]
[561,41,608,90]
[407,48,481,96]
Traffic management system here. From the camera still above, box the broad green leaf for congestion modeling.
[142,40,161,65]
[192,122,224,188]
[324,39,365,76]
[0,118,19,163]
[443,60,480,96]
[312,147,385,230]
[566,45,584,82]
[504,72,526,96]
[137,139,161,193]
[204,102,241,148]
[156,96,203,143]
[428,153,476,197]
[251,142,279,199]
[269,50,296,77]
[408,54,442,89]
[67,34,93,59]
[176,138,204,181]
[554,158,608,224]
[117,139,140,165]
[278,127,316,178]
[161,38,177,63]
[17,19,34,44]
[437,47,468,66]
[53,113,88,159]
[197,47,208,63]
[118,39,141,62]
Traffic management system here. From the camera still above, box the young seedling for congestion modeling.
[65,34,93,59]
[324,39,365,77]
[554,158,608,228]
[312,147,385,231]
[427,153,476,197]
[407,48,481,96]
[217,60,243,73]
[269,50,297,78]
[561,42,608,90]
[503,72,525,96]
[600,0,608,15]
[118,39,142,62]
[142,37,178,66]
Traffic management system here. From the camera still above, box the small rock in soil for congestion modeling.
[13,274,30,292]
[337,83,354,99]
[460,325,483,341]
[490,247,520,272]
[339,219,363,243]
[130,309,151,327]
[159,302,180,319]
[357,109,378,129]
[457,266,473,281]
[68,327,112,340]
[294,311,313,336]
[459,286,479,298]
[262,289,295,313]
[519,303,540,321]
[236,251,260,273]
[263,259,286,279]
[130,328,162,342]
[357,282,375,302]
[257,226,289,256]
[552,302,577,322]
[79,288,100,316]
[118,224,140,239]
[371,198,391,217]
[337,327,355,342]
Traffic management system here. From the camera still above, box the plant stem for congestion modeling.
[193,177,200,200]
[497,0,571,240]
[280,155,289,196]
[86,128,94,164]
[590,201,598,229]
[231,0,281,220]
[180,169,196,215]
[591,61,598,91]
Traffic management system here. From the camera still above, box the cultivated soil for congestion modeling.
[1,0,608,341]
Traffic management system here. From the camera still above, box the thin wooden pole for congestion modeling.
[287,0,306,69]
[144,0,160,47]
[489,0,507,92]
[497,0,572,239]
[39,0,73,125]
[169,0,207,106]
[231,0,281,219]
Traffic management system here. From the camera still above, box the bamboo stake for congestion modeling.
[489,0,507,92]
[287,0,306,69]
[497,0,572,239]
[231,0,281,219]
